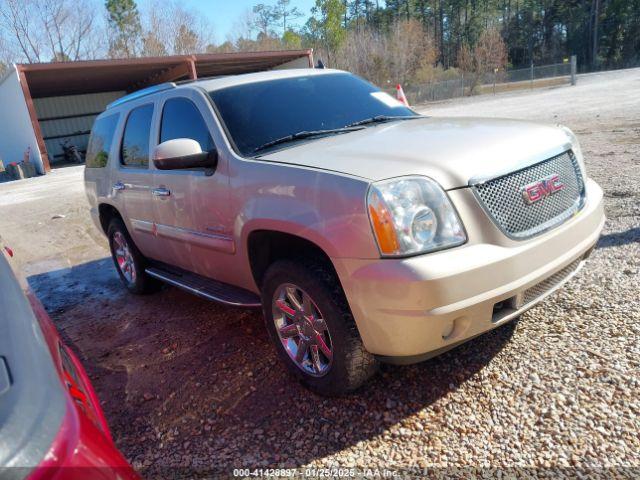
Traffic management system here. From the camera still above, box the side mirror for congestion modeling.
[152,138,217,172]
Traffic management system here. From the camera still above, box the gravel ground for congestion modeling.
[0,68,638,479]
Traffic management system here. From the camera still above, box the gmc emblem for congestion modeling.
[522,174,564,204]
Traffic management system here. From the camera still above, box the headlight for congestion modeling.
[559,125,587,175]
[367,176,467,257]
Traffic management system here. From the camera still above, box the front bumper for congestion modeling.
[333,178,605,360]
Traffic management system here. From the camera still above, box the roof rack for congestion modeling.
[107,82,176,109]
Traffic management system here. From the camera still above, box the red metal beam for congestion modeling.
[134,57,198,90]
[134,61,192,89]
[19,55,194,72]
[18,50,313,73]
[17,66,50,173]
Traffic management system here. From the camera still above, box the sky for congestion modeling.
[181,0,318,43]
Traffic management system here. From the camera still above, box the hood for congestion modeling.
[260,117,573,189]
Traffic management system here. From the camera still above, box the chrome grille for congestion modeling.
[473,151,585,239]
[522,258,582,306]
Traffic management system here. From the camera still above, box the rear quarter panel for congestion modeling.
[84,110,125,234]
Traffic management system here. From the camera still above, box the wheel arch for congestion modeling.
[246,230,340,290]
[98,203,124,235]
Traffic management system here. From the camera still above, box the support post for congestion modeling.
[530,63,534,89]
[570,55,577,86]
[17,67,50,173]
[493,68,497,95]
[307,49,314,68]
[186,57,197,80]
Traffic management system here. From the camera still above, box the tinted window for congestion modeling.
[208,73,415,156]
[86,114,119,168]
[160,98,214,152]
[121,104,153,167]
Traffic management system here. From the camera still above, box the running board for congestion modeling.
[145,266,261,308]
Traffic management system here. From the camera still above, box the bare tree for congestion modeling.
[214,8,256,53]
[274,0,303,35]
[387,19,436,85]
[0,22,14,71]
[474,28,507,75]
[229,8,256,44]
[336,25,388,85]
[335,19,437,87]
[0,0,102,63]
[252,4,278,37]
[174,24,199,55]
[0,0,45,62]
[37,0,97,61]
[141,7,167,57]
[140,1,215,56]
[167,4,214,54]
[456,28,507,93]
[0,34,9,76]
[456,43,474,73]
[221,6,291,54]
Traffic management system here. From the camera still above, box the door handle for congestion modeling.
[112,182,125,191]
[152,187,171,197]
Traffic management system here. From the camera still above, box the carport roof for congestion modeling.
[17,50,313,98]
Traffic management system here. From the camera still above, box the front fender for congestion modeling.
[232,160,379,261]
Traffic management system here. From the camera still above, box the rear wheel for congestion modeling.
[261,259,378,396]
[107,218,159,294]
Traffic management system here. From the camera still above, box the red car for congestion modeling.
[0,239,139,480]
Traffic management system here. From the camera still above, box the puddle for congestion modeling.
[26,257,125,312]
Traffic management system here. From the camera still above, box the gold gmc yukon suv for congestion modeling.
[84,69,605,395]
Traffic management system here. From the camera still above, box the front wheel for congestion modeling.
[261,259,378,396]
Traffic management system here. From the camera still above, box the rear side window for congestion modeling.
[86,114,119,168]
[160,98,215,152]
[121,104,154,167]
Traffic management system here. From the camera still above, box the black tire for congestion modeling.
[261,258,378,396]
[107,217,160,294]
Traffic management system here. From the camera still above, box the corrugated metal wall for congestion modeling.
[34,91,125,163]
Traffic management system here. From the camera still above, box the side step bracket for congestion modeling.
[145,266,261,308]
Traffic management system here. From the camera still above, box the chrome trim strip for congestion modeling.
[130,219,154,233]
[145,269,261,307]
[155,223,236,254]
[129,219,235,252]
[468,142,572,186]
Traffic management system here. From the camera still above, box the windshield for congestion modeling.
[208,72,416,156]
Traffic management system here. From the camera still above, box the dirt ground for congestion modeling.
[0,68,638,478]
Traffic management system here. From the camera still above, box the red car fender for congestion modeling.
[24,292,140,480]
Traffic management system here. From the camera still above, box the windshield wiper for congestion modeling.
[345,115,422,128]
[253,127,364,153]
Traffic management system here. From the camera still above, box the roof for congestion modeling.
[191,68,342,92]
[105,69,343,110]
[17,50,313,98]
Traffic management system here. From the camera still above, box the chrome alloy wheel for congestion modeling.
[112,231,136,284]
[272,284,333,377]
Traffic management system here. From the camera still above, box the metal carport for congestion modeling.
[0,50,313,174]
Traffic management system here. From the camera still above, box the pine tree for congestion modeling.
[105,0,142,58]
